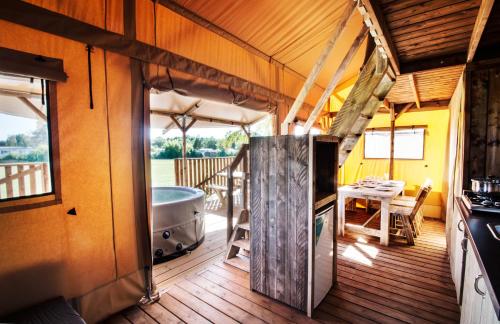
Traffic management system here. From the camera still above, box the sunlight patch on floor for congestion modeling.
[342,245,373,266]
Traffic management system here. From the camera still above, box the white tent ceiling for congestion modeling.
[0,74,46,121]
[150,91,269,129]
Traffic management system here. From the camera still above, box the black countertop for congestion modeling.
[456,198,500,320]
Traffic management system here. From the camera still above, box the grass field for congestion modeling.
[151,159,175,187]
[1,160,176,198]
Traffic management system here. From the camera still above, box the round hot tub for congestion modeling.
[152,186,205,262]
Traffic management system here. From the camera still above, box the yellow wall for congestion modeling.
[340,109,451,218]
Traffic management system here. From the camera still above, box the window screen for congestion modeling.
[364,127,425,159]
[0,73,54,201]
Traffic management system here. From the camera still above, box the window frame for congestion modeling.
[0,80,62,212]
[363,125,426,161]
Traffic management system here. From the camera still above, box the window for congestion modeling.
[364,127,425,160]
[0,73,55,201]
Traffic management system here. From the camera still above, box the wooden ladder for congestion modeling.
[328,49,396,165]
[224,144,250,272]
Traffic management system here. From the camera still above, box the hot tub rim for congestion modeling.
[152,186,205,207]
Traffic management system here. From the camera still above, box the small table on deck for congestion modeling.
[211,171,245,205]
[338,180,405,246]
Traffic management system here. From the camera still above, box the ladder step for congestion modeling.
[224,255,249,273]
[232,239,250,251]
[238,222,250,231]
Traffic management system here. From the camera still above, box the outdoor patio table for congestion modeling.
[338,180,405,246]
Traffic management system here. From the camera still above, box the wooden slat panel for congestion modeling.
[388,1,480,29]
[29,165,37,195]
[250,135,310,311]
[17,165,25,196]
[392,8,479,36]
[5,166,13,198]
[386,65,464,103]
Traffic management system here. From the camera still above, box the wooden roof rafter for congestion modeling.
[467,0,495,63]
[408,73,420,109]
[358,0,401,75]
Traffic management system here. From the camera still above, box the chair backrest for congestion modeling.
[414,179,433,201]
[410,186,432,220]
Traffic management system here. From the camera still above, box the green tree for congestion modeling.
[5,134,29,147]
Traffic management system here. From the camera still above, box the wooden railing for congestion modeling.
[173,156,242,192]
[226,144,249,242]
[0,162,51,199]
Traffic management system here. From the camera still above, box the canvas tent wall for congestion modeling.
[0,20,152,324]
[0,0,367,322]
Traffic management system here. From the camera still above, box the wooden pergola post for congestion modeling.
[170,115,197,186]
[389,103,395,180]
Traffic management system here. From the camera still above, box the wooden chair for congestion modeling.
[389,186,431,245]
[394,179,432,202]
[390,183,431,235]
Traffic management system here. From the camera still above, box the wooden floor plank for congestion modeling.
[158,294,210,324]
[167,285,238,324]
[139,302,184,324]
[110,206,459,324]
[122,306,157,324]
[176,278,265,323]
[188,274,290,324]
[199,270,317,323]
[335,280,458,323]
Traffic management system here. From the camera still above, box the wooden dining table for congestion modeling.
[337,180,405,246]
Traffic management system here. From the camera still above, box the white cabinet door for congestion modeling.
[451,208,466,302]
[461,247,484,324]
[480,283,500,324]
[461,246,500,324]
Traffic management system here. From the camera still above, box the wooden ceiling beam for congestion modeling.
[408,73,420,109]
[303,25,368,133]
[395,102,414,120]
[280,0,356,134]
[152,110,250,127]
[16,96,47,122]
[360,0,401,75]
[467,0,495,63]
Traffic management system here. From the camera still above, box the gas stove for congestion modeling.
[462,190,500,214]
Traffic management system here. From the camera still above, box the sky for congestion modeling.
[0,113,38,140]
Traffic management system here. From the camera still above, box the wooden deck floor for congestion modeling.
[106,212,460,323]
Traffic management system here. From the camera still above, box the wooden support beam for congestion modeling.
[361,0,400,75]
[185,118,197,131]
[152,110,249,127]
[16,97,47,121]
[395,102,414,120]
[467,0,495,63]
[303,25,368,133]
[241,125,250,138]
[408,73,420,109]
[184,100,201,115]
[169,115,182,129]
[280,0,356,134]
[389,104,395,180]
[181,118,187,186]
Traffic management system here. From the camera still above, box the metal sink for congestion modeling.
[487,223,500,241]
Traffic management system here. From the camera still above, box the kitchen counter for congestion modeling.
[456,198,500,319]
